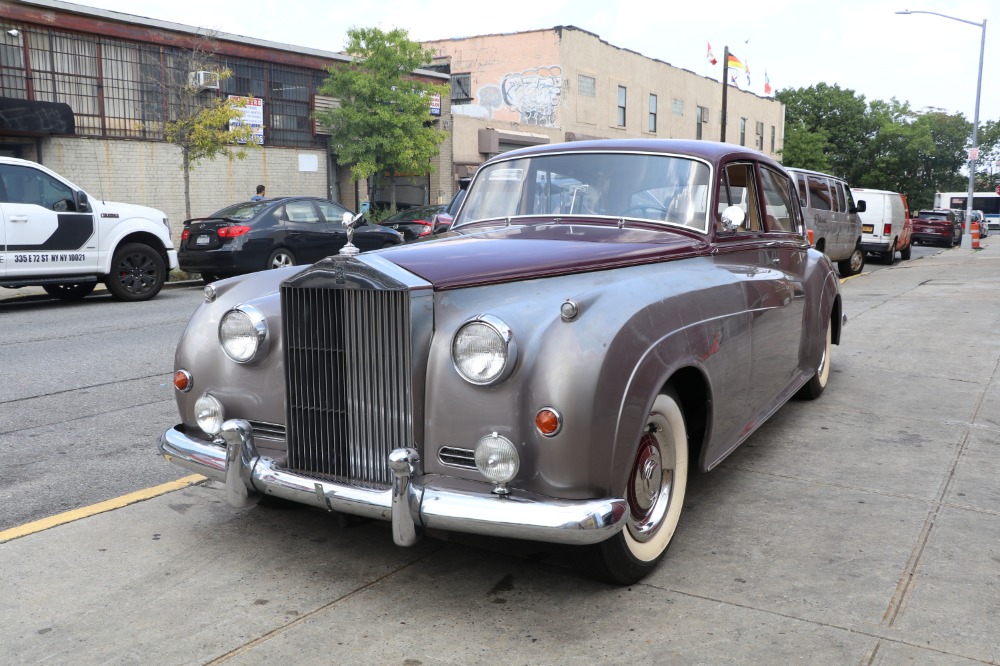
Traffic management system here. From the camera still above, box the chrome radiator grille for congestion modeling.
[282,271,413,489]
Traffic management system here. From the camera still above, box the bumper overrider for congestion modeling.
[159,419,628,547]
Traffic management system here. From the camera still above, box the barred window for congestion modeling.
[451,73,472,104]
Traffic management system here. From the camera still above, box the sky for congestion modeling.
[72,0,998,127]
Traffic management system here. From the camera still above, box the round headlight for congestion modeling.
[452,315,517,385]
[194,393,225,436]
[474,433,519,485]
[219,304,269,364]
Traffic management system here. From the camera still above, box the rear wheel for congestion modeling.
[899,243,911,260]
[104,243,166,301]
[796,318,832,400]
[881,240,896,265]
[266,248,296,270]
[583,391,688,585]
[43,283,96,301]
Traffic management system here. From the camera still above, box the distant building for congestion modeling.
[424,26,784,193]
[0,0,450,243]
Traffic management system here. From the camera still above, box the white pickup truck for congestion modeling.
[0,157,177,301]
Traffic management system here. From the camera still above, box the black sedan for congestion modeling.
[178,197,403,282]
[377,204,446,241]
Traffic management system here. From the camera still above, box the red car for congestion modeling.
[912,209,962,247]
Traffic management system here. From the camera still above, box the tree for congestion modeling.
[974,119,1000,190]
[779,124,832,173]
[315,27,448,209]
[156,38,259,219]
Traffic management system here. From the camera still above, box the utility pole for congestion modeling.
[720,46,729,143]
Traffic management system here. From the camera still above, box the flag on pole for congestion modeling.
[706,41,718,65]
[764,71,772,95]
[726,52,745,70]
[744,61,751,87]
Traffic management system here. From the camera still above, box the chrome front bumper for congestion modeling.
[159,420,628,547]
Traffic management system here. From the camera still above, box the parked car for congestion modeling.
[854,188,913,264]
[178,197,403,282]
[377,204,447,242]
[970,210,988,238]
[0,156,177,301]
[159,139,842,585]
[428,176,471,234]
[785,167,866,276]
[912,209,962,247]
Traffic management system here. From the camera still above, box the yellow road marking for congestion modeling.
[0,474,206,544]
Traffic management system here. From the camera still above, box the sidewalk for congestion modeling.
[1,242,999,664]
[0,277,199,302]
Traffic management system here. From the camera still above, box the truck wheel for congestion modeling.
[837,244,865,277]
[43,283,96,301]
[900,243,911,260]
[105,243,166,302]
[582,391,688,585]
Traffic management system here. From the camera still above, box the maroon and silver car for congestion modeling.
[159,139,842,584]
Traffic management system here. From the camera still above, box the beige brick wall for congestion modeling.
[40,137,329,245]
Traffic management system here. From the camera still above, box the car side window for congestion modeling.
[806,175,832,211]
[720,163,761,231]
[0,163,75,210]
[833,181,847,213]
[316,200,352,224]
[285,200,320,223]
[760,166,798,233]
[795,173,808,206]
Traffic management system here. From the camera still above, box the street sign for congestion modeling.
[969,148,979,160]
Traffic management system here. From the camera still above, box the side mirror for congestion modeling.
[720,205,746,232]
[851,200,867,214]
[75,190,90,213]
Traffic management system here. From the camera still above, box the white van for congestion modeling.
[786,167,866,276]
[854,188,912,264]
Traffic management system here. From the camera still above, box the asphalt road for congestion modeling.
[0,285,205,530]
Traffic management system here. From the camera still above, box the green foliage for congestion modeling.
[777,84,978,210]
[166,93,258,168]
[975,119,1000,190]
[315,27,448,206]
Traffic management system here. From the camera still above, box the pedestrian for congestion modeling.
[250,184,266,201]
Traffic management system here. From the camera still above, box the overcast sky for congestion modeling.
[74,0,998,129]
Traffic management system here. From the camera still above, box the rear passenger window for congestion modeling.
[806,175,832,211]
[760,166,797,233]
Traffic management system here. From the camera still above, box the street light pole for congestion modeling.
[897,9,987,249]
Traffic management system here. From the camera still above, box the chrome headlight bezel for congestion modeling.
[451,314,517,386]
[194,392,225,436]
[219,304,270,364]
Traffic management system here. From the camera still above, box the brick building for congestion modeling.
[425,27,784,185]
[0,0,450,245]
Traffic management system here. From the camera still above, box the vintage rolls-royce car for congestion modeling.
[160,139,842,584]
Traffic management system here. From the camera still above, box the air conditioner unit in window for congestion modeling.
[188,70,220,90]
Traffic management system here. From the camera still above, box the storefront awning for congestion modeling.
[0,97,75,135]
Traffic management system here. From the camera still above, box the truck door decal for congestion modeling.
[6,213,94,251]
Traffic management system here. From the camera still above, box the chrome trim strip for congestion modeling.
[159,420,628,546]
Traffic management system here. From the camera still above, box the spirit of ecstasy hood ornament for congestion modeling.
[339,211,364,256]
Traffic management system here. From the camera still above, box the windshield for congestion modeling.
[456,152,712,233]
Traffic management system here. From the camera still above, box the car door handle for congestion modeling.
[9,215,28,223]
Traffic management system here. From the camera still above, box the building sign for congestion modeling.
[228,95,264,145]
[430,93,441,117]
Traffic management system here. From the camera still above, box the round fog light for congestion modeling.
[194,393,225,436]
[474,432,519,491]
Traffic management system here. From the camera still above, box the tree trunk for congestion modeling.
[182,147,191,220]
[389,171,397,209]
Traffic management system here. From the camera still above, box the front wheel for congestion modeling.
[796,318,832,400]
[104,243,166,301]
[266,248,296,270]
[43,282,96,301]
[837,245,865,277]
[582,391,689,585]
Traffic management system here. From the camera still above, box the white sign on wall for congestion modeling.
[228,95,265,145]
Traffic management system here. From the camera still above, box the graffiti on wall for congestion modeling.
[500,66,562,127]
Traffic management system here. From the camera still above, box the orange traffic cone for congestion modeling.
[972,221,981,249]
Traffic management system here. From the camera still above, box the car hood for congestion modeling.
[380,221,709,290]
[93,200,168,221]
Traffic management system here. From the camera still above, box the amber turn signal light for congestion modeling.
[535,408,562,437]
[173,369,192,392]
